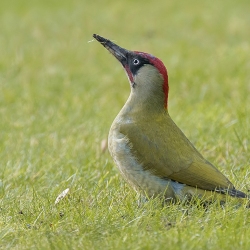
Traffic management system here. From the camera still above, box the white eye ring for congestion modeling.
[133,58,140,65]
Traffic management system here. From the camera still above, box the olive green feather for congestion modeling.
[119,110,235,192]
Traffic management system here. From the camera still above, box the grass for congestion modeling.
[0,0,250,249]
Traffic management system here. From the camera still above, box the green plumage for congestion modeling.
[119,110,234,191]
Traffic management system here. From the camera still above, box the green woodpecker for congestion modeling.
[93,34,247,202]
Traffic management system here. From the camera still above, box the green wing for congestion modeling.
[119,114,234,191]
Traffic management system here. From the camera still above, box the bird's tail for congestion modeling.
[179,186,249,206]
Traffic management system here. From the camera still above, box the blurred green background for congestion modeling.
[0,0,250,249]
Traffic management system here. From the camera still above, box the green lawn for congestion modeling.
[0,0,250,249]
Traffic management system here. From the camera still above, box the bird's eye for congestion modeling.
[133,58,140,65]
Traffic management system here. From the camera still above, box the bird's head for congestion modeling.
[93,34,169,110]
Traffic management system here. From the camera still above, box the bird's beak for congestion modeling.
[93,34,128,66]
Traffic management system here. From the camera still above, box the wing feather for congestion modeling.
[119,113,234,191]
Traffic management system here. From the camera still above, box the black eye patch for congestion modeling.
[129,55,151,75]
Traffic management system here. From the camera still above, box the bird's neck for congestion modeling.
[117,92,169,123]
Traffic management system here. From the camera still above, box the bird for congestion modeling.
[93,34,247,203]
